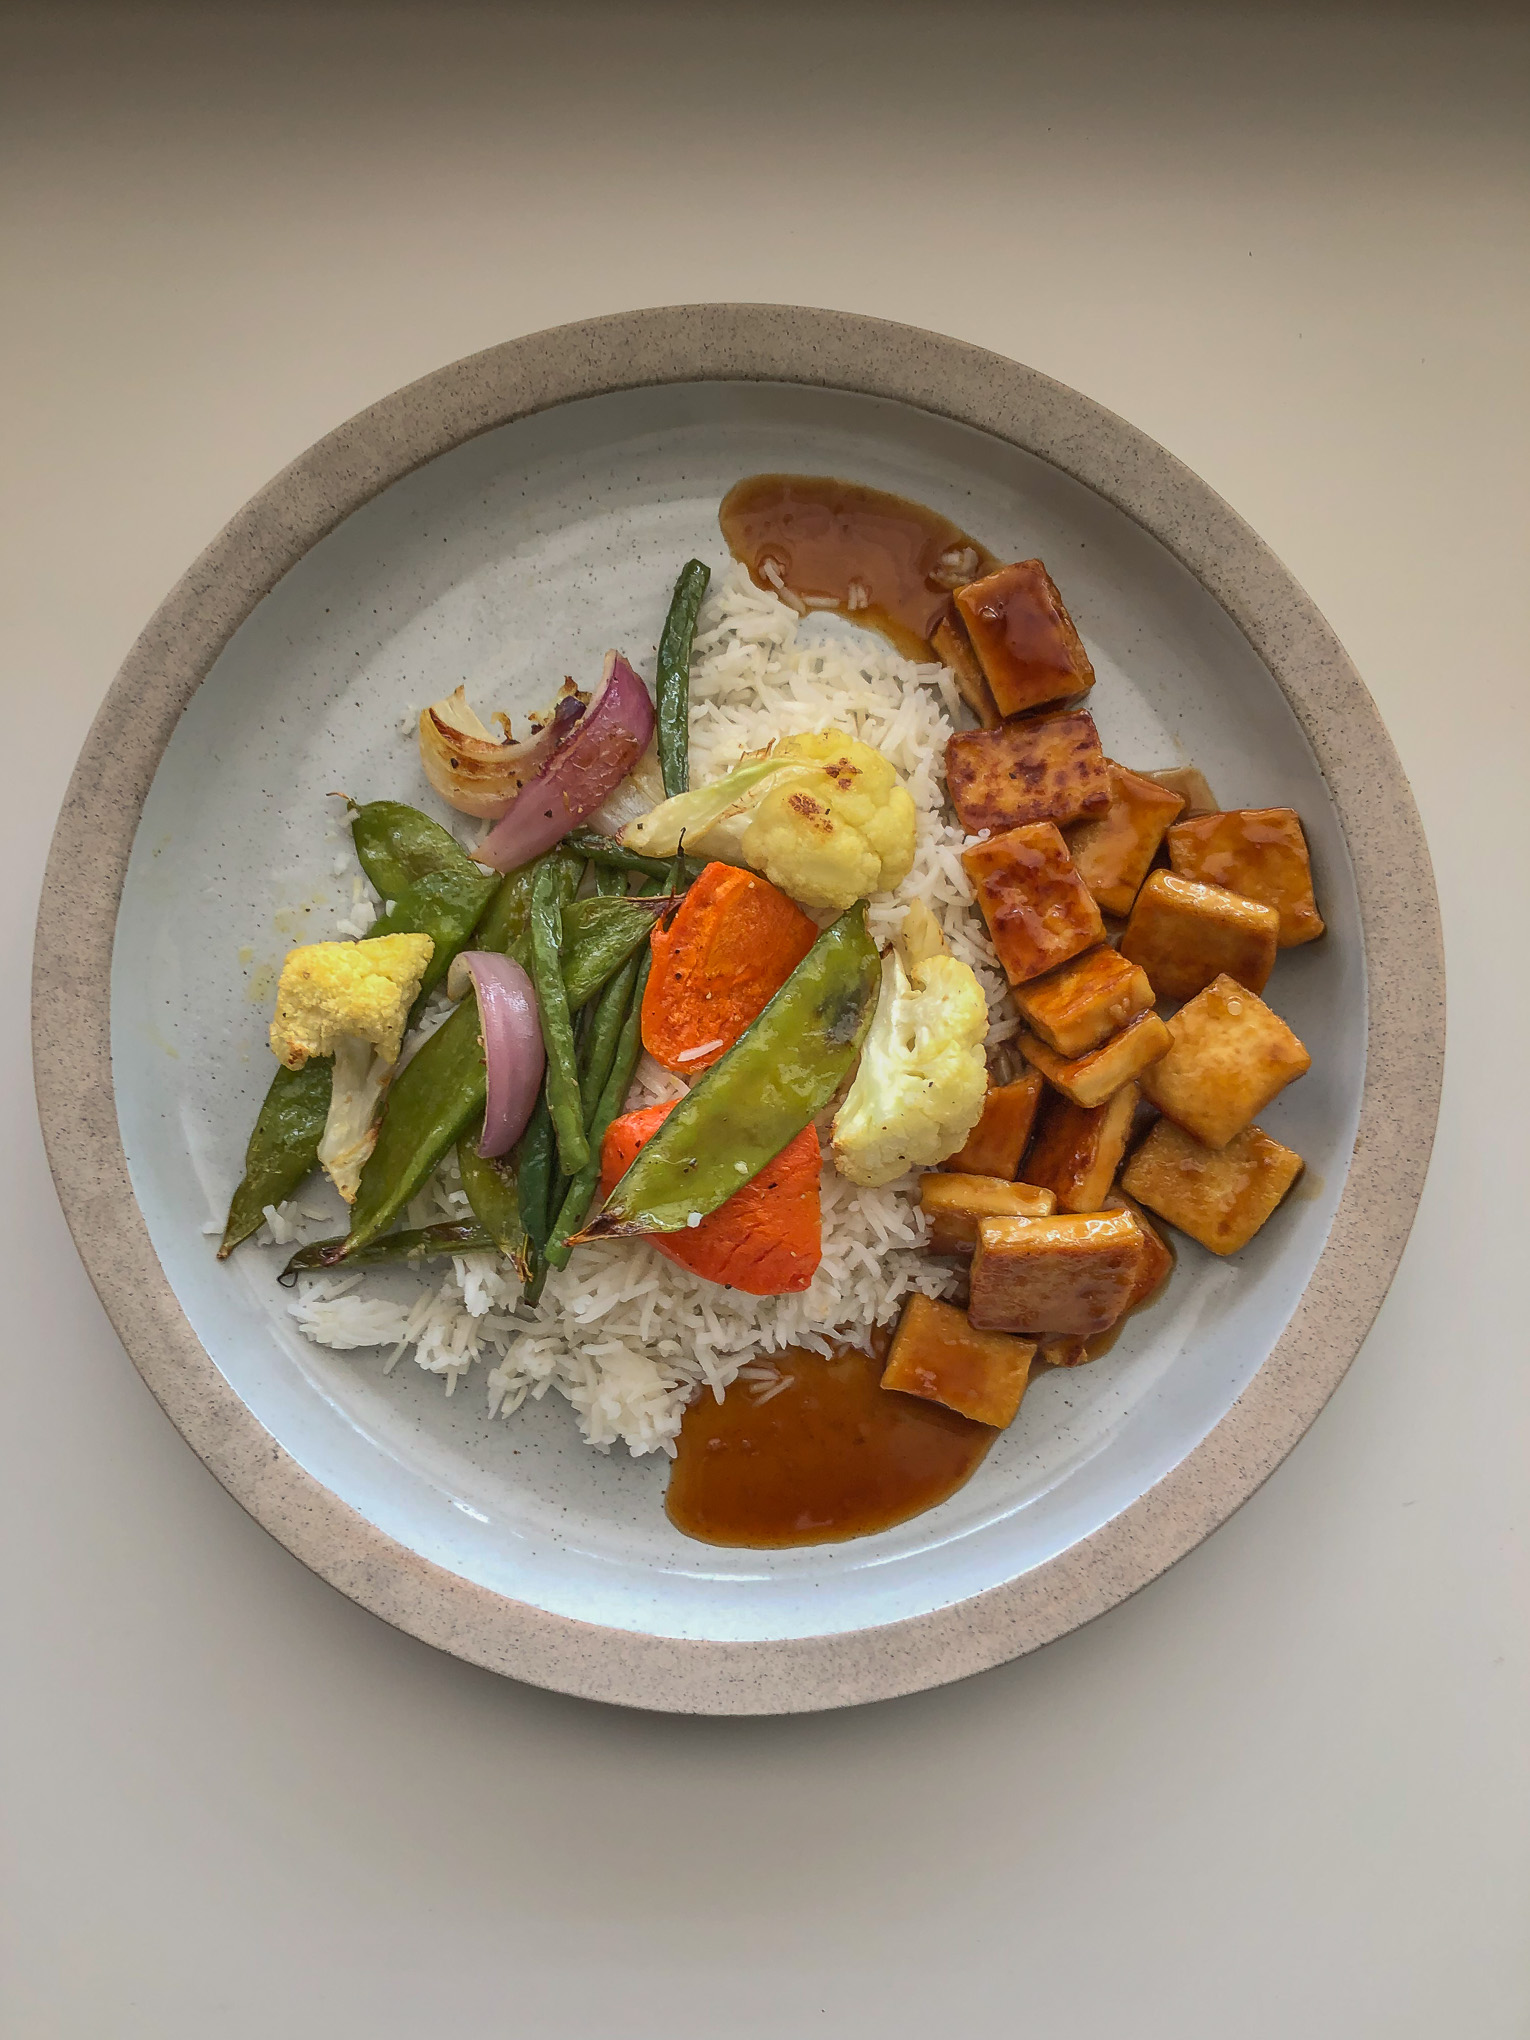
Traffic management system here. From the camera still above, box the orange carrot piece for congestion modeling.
[641,862,818,1075]
[600,1102,822,1295]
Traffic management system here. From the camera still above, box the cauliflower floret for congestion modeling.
[831,946,989,1187]
[620,730,917,914]
[269,933,433,1070]
[743,733,916,912]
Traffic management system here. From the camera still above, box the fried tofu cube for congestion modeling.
[932,615,1000,728]
[1018,1011,1170,1108]
[1119,869,1279,1002]
[1139,974,1311,1149]
[1037,1335,1092,1368]
[1142,764,1219,816]
[1065,763,1186,917]
[946,710,1111,837]
[1022,1082,1140,1213]
[1120,1118,1304,1254]
[920,1172,1057,1253]
[969,1208,1145,1334]
[943,1071,1044,1176]
[1013,942,1155,1057]
[954,559,1096,717]
[963,823,1104,984]
[882,1293,1035,1427]
[1167,807,1325,947]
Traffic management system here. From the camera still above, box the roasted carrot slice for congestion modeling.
[640,862,818,1075]
[599,1102,822,1295]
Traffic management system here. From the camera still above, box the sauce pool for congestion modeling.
[719,474,996,660]
[666,1337,996,1548]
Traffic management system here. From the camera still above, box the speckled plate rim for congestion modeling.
[32,304,1443,1715]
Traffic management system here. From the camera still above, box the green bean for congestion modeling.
[580,906,879,1240]
[545,949,652,1270]
[577,952,640,1123]
[511,1093,555,1253]
[219,1059,333,1257]
[562,830,706,885]
[280,1218,492,1281]
[457,1130,529,1277]
[337,884,665,1257]
[529,861,589,1177]
[655,559,710,798]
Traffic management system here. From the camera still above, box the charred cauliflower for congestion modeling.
[620,731,916,912]
[269,933,434,1070]
[831,942,989,1188]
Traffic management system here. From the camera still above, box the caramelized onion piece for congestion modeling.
[418,684,585,819]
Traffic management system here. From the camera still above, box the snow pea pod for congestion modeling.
[655,558,711,797]
[457,1131,529,1277]
[371,865,496,1009]
[579,905,879,1240]
[218,1058,333,1257]
[350,800,476,905]
[530,860,590,1177]
[334,879,661,1258]
[281,1217,491,1281]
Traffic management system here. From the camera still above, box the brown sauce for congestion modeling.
[719,474,997,660]
[666,1336,996,1548]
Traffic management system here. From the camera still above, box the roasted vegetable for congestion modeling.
[269,933,434,1069]
[641,862,818,1075]
[831,947,988,1187]
[655,558,711,797]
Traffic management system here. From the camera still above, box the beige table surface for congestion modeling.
[4,5,1527,2034]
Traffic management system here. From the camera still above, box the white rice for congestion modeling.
[287,563,1012,1458]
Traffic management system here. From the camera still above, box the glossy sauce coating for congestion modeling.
[665,1337,995,1547]
[719,474,996,659]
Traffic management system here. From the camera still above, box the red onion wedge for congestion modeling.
[475,652,655,872]
[446,952,544,1158]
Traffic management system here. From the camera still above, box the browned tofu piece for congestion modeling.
[1037,1335,1092,1368]
[931,614,1000,728]
[1012,944,1155,1057]
[1142,764,1219,817]
[969,1209,1145,1335]
[954,559,1096,717]
[946,711,1110,836]
[1022,1082,1140,1213]
[1119,869,1279,1001]
[962,823,1104,985]
[1167,807,1325,947]
[1103,1190,1176,1307]
[1065,763,1186,917]
[1018,1011,1170,1108]
[1139,974,1311,1149]
[943,1072,1043,1177]
[882,1293,1035,1427]
[920,1172,1057,1253]
[1120,1118,1304,1255]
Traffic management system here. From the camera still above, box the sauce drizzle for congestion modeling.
[666,1338,996,1548]
[719,474,996,660]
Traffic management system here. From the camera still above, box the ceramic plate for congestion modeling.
[34,307,1442,1713]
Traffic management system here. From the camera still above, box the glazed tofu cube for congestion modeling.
[943,1072,1044,1176]
[969,1208,1146,1335]
[932,615,1000,728]
[954,559,1096,717]
[920,1172,1057,1254]
[1018,1011,1170,1108]
[1139,974,1311,1149]
[1142,764,1219,817]
[1167,807,1325,947]
[882,1293,1035,1427]
[1013,943,1155,1057]
[1065,763,1186,917]
[1037,1335,1092,1368]
[946,711,1111,836]
[1119,869,1279,1002]
[1103,1189,1176,1307]
[1120,1118,1304,1255]
[1022,1082,1140,1212]
[962,823,1105,984]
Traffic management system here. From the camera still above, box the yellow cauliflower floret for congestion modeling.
[831,948,989,1187]
[269,933,434,1070]
[742,733,917,912]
